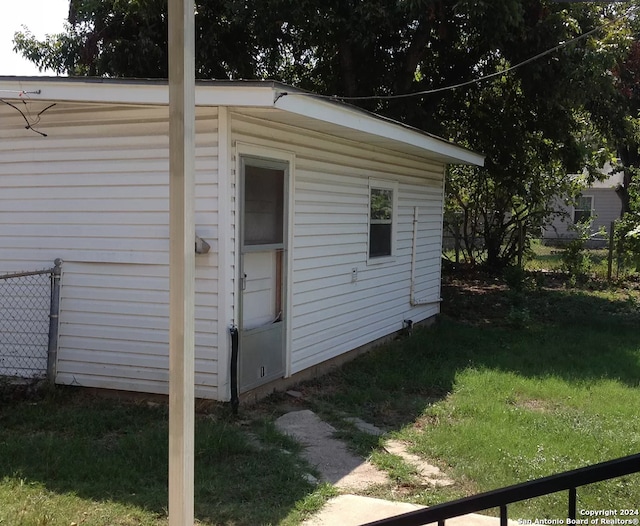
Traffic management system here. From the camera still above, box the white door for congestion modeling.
[239,157,287,392]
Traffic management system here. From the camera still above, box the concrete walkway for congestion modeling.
[303,494,518,525]
[275,409,388,490]
[275,410,518,526]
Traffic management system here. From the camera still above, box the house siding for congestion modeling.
[546,188,622,243]
[1,95,459,401]
[230,112,445,376]
[0,103,220,398]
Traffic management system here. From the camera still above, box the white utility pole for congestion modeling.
[168,0,196,524]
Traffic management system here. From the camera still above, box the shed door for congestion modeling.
[239,157,287,392]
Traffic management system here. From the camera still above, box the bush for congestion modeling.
[615,213,640,274]
[503,265,526,290]
[506,305,531,328]
[561,219,600,282]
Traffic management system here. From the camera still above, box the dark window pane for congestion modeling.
[369,223,392,257]
[573,210,592,224]
[573,196,592,224]
[244,165,284,245]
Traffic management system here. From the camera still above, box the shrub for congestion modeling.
[560,219,601,282]
[615,213,640,275]
[503,265,526,290]
[506,305,531,328]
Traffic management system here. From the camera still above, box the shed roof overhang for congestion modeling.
[0,76,484,166]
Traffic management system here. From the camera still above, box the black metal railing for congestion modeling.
[363,453,640,526]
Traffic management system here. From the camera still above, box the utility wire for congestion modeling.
[281,7,635,102]
[0,98,55,137]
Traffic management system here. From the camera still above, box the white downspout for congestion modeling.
[410,206,418,305]
[410,205,442,306]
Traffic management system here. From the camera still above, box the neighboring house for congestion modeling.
[0,76,483,401]
[544,166,624,247]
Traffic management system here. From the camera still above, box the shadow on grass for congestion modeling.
[0,393,314,525]
[303,274,640,432]
[2,274,638,524]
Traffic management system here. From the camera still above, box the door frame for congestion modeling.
[234,142,295,382]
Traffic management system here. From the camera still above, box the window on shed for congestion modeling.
[243,165,285,246]
[573,196,593,224]
[369,180,397,259]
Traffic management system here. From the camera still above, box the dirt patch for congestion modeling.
[516,398,552,413]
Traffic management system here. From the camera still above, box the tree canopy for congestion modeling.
[13,0,640,267]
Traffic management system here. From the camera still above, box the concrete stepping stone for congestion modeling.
[344,416,384,436]
[303,494,519,525]
[303,494,423,525]
[275,410,388,490]
[384,439,454,487]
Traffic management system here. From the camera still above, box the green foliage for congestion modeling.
[11,1,640,270]
[560,218,603,281]
[304,275,640,519]
[615,212,640,273]
[503,265,530,292]
[0,394,319,525]
[506,305,532,328]
[503,266,536,327]
[442,4,630,268]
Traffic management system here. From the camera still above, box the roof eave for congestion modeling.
[273,90,484,167]
[0,77,484,166]
[0,77,278,107]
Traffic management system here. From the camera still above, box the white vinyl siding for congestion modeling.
[230,111,445,375]
[0,103,220,398]
[545,188,622,243]
[2,95,453,400]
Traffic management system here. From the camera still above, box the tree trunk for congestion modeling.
[338,39,358,97]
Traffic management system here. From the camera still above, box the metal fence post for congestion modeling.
[608,221,615,281]
[47,259,62,384]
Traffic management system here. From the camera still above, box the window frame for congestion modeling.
[573,195,594,224]
[367,178,398,264]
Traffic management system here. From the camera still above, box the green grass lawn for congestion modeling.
[0,393,334,525]
[524,240,628,281]
[304,271,640,520]
[1,269,639,524]
[448,239,625,280]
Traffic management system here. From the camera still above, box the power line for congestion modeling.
[280,7,635,102]
[0,98,55,137]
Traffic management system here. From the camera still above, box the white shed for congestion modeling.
[0,77,483,401]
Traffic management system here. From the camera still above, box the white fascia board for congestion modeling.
[275,91,484,166]
[0,77,484,165]
[0,78,276,107]
[0,78,169,105]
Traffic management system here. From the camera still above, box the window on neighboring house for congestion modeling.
[369,180,397,259]
[573,196,593,224]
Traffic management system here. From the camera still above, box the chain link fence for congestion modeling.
[443,224,639,280]
[0,260,61,380]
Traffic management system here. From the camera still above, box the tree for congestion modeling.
[441,3,629,267]
[13,0,633,268]
[581,5,640,274]
[13,0,267,78]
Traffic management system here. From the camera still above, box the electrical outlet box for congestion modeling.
[351,267,358,282]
